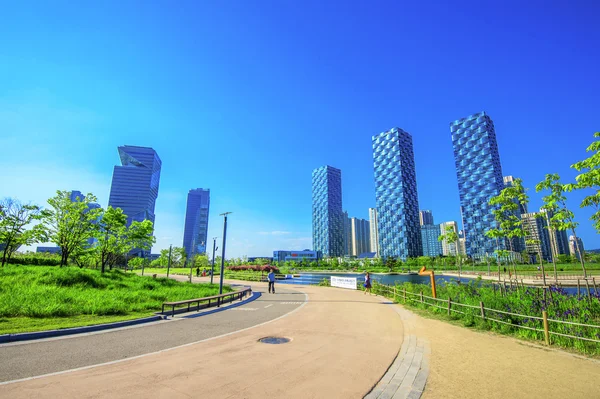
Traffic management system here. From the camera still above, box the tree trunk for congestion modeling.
[539,250,547,287]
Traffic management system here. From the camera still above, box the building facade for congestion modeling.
[421,224,443,257]
[70,190,101,247]
[521,212,551,262]
[569,236,585,260]
[312,166,344,257]
[273,250,318,262]
[419,210,434,226]
[540,209,572,260]
[368,208,379,257]
[182,188,210,259]
[350,217,371,256]
[451,112,506,259]
[343,211,352,256]
[439,221,459,256]
[108,146,161,257]
[373,128,422,260]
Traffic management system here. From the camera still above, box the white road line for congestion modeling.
[0,292,308,386]
[280,302,303,305]
[264,304,273,309]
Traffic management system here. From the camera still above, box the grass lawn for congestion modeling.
[0,265,230,334]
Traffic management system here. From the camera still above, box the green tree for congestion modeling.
[536,174,586,277]
[0,198,47,266]
[570,132,600,233]
[94,206,128,273]
[42,191,102,267]
[438,225,459,276]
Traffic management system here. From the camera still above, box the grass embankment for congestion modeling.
[0,265,229,334]
[373,280,600,356]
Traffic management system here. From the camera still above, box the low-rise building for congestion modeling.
[273,250,318,262]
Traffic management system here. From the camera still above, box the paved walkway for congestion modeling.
[2,280,600,398]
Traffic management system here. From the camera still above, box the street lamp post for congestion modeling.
[166,244,173,278]
[219,212,232,295]
[211,237,218,285]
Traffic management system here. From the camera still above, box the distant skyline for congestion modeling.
[1,1,599,257]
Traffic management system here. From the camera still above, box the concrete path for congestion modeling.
[0,284,407,398]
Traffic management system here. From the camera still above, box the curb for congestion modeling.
[0,315,164,344]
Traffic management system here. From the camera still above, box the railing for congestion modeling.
[372,282,600,347]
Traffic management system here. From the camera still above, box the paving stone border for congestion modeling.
[365,305,430,399]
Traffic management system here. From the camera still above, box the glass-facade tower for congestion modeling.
[373,128,422,260]
[312,166,344,257]
[108,145,161,256]
[451,112,505,258]
[183,188,210,259]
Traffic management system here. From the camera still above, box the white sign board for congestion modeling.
[331,276,357,290]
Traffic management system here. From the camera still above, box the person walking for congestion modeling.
[267,268,276,294]
[196,267,200,277]
[364,272,372,295]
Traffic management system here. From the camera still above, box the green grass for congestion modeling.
[372,280,600,356]
[0,265,230,334]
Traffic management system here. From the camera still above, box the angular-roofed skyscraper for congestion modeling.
[183,188,210,259]
[373,128,422,260]
[451,112,505,258]
[312,166,344,258]
[108,146,161,256]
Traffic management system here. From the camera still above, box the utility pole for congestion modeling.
[166,245,172,278]
[219,212,232,295]
[211,237,218,285]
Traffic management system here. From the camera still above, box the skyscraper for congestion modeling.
[521,212,551,262]
[312,166,344,257]
[350,217,370,256]
[451,112,505,258]
[369,208,379,257]
[343,211,352,256]
[373,128,422,260]
[439,221,459,256]
[419,210,434,226]
[182,188,210,259]
[421,224,443,257]
[503,176,528,214]
[569,235,585,260]
[108,146,161,256]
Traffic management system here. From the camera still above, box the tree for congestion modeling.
[42,191,102,267]
[485,228,504,282]
[536,174,586,277]
[438,225,459,277]
[570,132,600,233]
[0,198,47,266]
[94,206,128,273]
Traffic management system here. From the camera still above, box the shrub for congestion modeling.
[226,265,279,273]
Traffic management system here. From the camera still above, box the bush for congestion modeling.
[227,265,279,273]
[9,253,61,266]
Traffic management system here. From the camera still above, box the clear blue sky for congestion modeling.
[1,0,599,257]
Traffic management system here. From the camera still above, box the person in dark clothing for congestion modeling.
[267,269,276,294]
[196,267,200,277]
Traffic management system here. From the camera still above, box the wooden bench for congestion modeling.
[161,287,252,317]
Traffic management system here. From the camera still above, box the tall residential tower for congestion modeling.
[450,112,505,258]
[182,188,210,259]
[369,208,379,257]
[312,166,344,258]
[373,128,422,259]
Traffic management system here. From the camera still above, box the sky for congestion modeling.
[1,0,599,258]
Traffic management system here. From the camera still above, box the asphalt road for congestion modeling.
[0,285,305,383]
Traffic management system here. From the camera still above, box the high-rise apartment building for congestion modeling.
[182,188,210,259]
[569,235,585,260]
[503,176,528,214]
[540,209,571,260]
[373,128,422,260]
[312,166,344,258]
[343,211,352,256]
[439,221,459,256]
[521,212,551,261]
[451,112,506,258]
[350,217,370,256]
[369,208,379,257]
[419,210,434,226]
[108,146,161,256]
[421,224,443,257]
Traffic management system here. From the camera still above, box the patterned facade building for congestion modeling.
[312,166,344,257]
[421,224,443,257]
[451,112,506,258]
[372,128,422,260]
[419,210,434,226]
[182,188,210,258]
[108,145,161,257]
[369,208,379,257]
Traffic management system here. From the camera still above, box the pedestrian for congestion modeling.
[196,267,200,277]
[364,272,372,295]
[267,268,276,294]
[202,268,207,277]
[503,267,506,273]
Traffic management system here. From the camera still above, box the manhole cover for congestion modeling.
[259,336,291,344]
